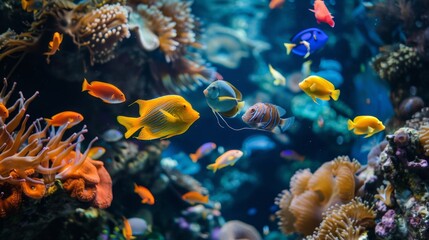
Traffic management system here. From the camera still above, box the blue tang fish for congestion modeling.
[284,28,328,58]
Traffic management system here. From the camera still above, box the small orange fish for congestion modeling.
[0,103,9,119]
[82,78,126,104]
[44,32,63,64]
[134,183,155,205]
[269,0,285,9]
[122,217,136,240]
[21,0,42,12]
[182,191,209,205]
[309,0,335,27]
[87,146,106,159]
[45,111,84,128]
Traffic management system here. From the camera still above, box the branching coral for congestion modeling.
[0,79,113,217]
[275,156,363,236]
[306,198,375,240]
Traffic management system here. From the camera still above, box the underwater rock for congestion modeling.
[398,96,424,120]
[218,220,261,240]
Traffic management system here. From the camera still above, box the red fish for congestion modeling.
[309,0,335,27]
[44,32,63,64]
[134,183,155,205]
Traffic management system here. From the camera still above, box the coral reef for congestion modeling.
[0,79,113,219]
[217,220,262,240]
[275,156,363,236]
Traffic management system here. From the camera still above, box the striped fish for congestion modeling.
[241,103,295,132]
[117,95,200,140]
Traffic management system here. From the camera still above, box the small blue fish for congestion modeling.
[101,129,123,142]
[280,149,305,161]
[284,28,328,58]
[241,135,276,156]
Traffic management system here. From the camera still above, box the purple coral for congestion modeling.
[376,209,397,238]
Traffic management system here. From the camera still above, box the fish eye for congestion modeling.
[183,105,187,108]
[250,109,256,114]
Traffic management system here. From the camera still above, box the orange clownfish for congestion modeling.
[122,217,136,240]
[44,32,63,64]
[82,78,126,104]
[182,191,209,205]
[309,0,335,27]
[0,103,9,119]
[134,183,155,205]
[269,0,285,9]
[45,111,84,128]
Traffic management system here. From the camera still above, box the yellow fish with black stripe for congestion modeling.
[117,95,200,140]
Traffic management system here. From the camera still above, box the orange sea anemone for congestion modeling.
[306,198,375,240]
[275,156,363,236]
[419,125,429,156]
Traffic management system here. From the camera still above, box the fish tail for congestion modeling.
[331,89,340,101]
[82,78,90,92]
[44,118,52,125]
[117,115,142,139]
[347,119,355,130]
[284,43,296,55]
[279,116,295,132]
[189,153,198,163]
[206,163,218,173]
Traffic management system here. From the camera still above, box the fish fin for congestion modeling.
[220,108,239,118]
[275,105,286,116]
[218,96,238,102]
[82,78,90,92]
[111,94,115,99]
[130,100,148,116]
[347,119,355,130]
[189,153,198,163]
[48,41,53,49]
[368,126,375,133]
[136,127,160,140]
[279,116,295,132]
[160,109,178,123]
[284,43,296,55]
[364,132,375,138]
[206,163,218,173]
[223,81,243,100]
[304,51,310,59]
[353,128,366,135]
[311,96,319,104]
[44,118,52,125]
[309,8,315,12]
[331,89,340,101]
[309,83,317,92]
[117,115,142,139]
[237,101,245,112]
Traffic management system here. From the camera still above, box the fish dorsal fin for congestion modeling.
[160,109,177,123]
[224,81,242,101]
[131,100,147,116]
[310,83,317,92]
[274,105,286,116]
[218,96,238,102]
[353,116,368,123]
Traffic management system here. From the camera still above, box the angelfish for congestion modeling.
[241,103,295,133]
[203,80,245,129]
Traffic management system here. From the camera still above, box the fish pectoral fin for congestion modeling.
[160,109,178,123]
[110,94,115,99]
[367,126,375,133]
[309,8,315,12]
[218,96,238,102]
[309,83,317,92]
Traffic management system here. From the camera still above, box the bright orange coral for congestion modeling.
[275,156,363,236]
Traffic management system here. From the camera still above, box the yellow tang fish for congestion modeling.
[299,75,340,103]
[268,64,286,86]
[347,115,385,138]
[117,95,199,140]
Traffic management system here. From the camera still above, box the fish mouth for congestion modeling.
[203,89,208,96]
